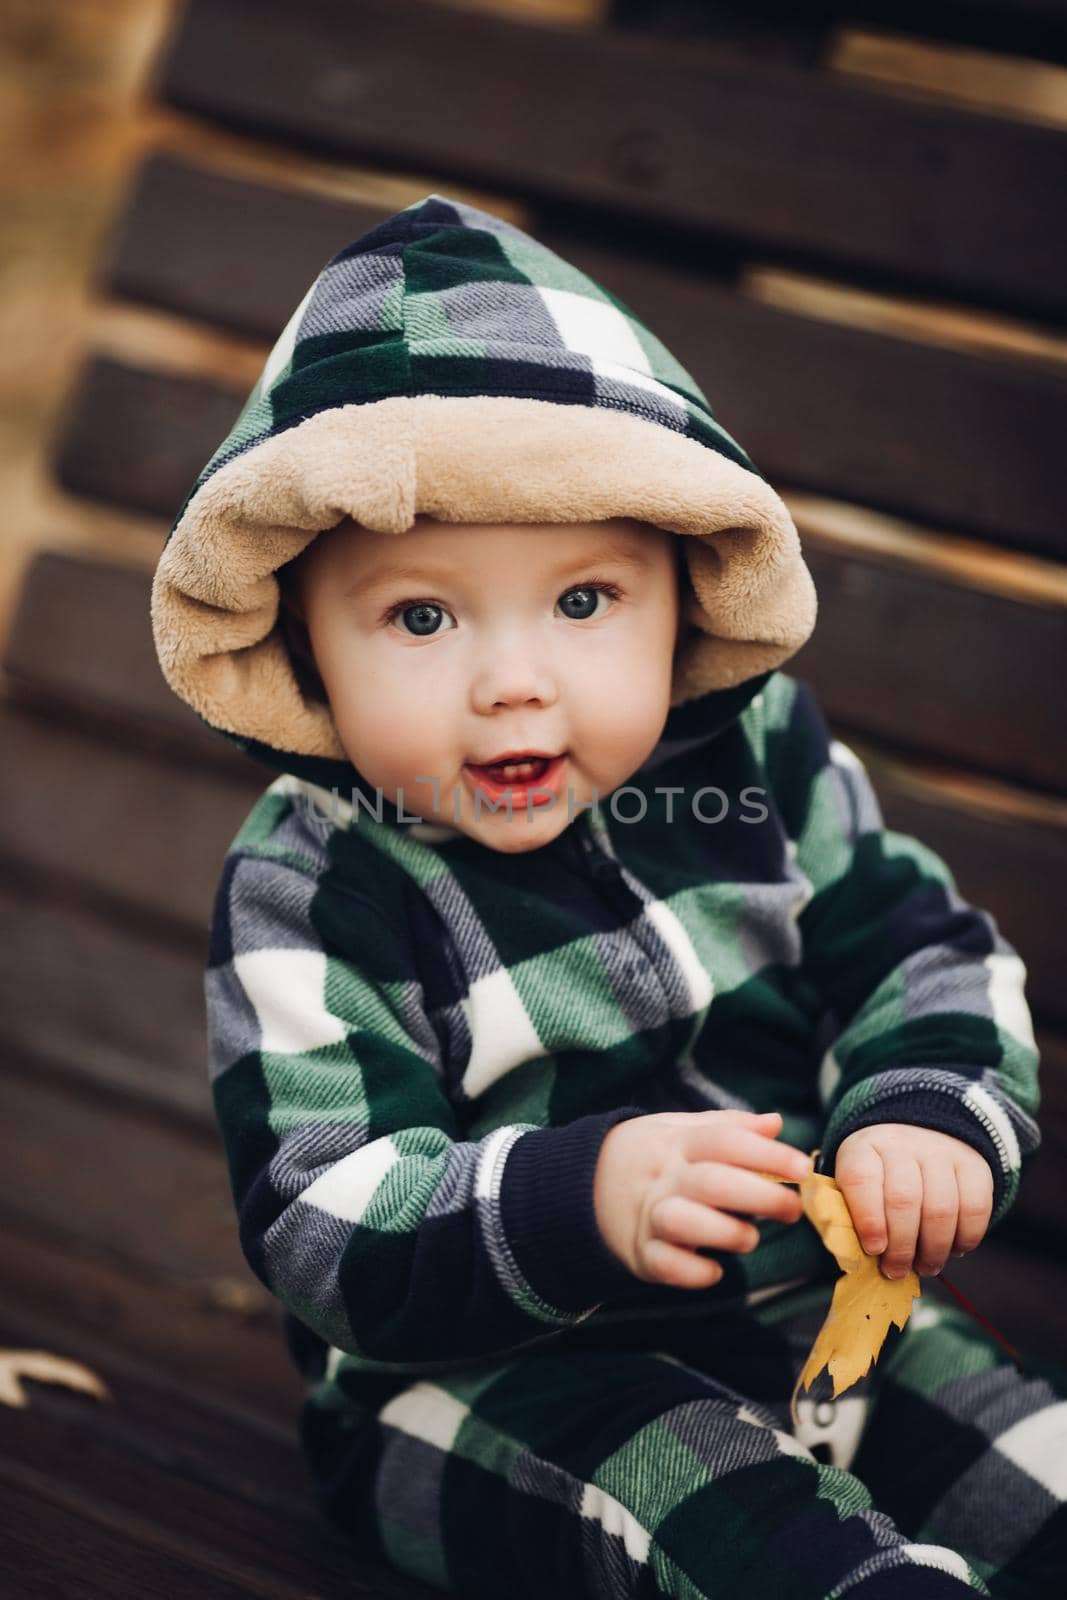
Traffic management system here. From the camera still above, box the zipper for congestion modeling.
[562,806,614,877]
[578,803,624,880]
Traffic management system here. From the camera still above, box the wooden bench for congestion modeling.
[2,1,1066,1592]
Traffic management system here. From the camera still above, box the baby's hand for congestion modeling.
[834,1123,994,1280]
[593,1108,812,1288]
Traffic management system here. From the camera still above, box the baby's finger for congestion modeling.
[650,1194,760,1255]
[835,1140,887,1257]
[914,1157,958,1277]
[952,1156,994,1256]
[685,1120,811,1182]
[642,1236,724,1290]
[680,1161,803,1223]
[880,1153,923,1279]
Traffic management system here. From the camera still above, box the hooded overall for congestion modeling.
[151,196,1060,1599]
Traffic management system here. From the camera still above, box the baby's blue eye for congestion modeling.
[557,585,612,621]
[387,582,619,635]
[392,602,455,637]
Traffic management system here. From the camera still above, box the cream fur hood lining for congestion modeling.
[151,394,817,765]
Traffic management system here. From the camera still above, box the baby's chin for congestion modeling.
[454,798,577,853]
[471,822,567,855]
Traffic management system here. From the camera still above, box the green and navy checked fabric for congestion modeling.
[302,1284,1067,1595]
[205,670,1041,1415]
[190,192,759,495]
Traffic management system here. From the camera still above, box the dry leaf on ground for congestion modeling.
[0,1348,113,1410]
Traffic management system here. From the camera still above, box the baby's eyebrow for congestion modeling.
[552,539,655,577]
[350,538,654,598]
[350,562,460,598]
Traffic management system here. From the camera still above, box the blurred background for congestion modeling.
[1,2,1065,1594]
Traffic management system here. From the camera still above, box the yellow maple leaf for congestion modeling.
[755,1150,920,1427]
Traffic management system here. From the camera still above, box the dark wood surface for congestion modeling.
[6,0,1066,1592]
[53,356,238,522]
[0,699,253,929]
[610,0,1067,65]
[102,153,1067,559]
[0,884,212,1128]
[0,1218,430,1600]
[160,0,1067,318]
[790,545,1067,796]
[611,1,835,66]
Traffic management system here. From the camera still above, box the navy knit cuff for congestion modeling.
[499,1106,648,1313]
[816,1089,1007,1219]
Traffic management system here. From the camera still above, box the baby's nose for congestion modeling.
[470,651,558,713]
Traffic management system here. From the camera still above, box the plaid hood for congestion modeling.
[151,193,816,795]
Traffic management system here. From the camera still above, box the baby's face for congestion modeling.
[290,514,682,853]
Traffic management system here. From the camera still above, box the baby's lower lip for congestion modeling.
[463,754,567,805]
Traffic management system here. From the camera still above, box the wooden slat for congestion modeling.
[786,493,1067,607]
[0,1458,419,1600]
[102,155,386,343]
[609,0,834,64]
[611,0,1067,66]
[99,157,1067,558]
[0,884,212,1128]
[159,0,1067,318]
[3,551,1065,1011]
[852,738,1067,1028]
[2,745,1060,1252]
[611,0,835,66]
[3,1219,297,1427]
[0,1065,242,1281]
[790,543,1067,796]
[0,699,259,932]
[52,357,240,521]
[0,1327,424,1598]
[4,551,168,721]
[5,879,1062,1254]
[2,546,259,775]
[0,1392,332,1594]
[0,1475,282,1600]
[541,223,1067,561]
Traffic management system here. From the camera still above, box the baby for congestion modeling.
[152,195,1066,1597]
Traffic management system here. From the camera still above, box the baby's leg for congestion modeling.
[850,1296,1067,1599]
[307,1326,992,1597]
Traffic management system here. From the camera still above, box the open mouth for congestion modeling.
[463,753,567,805]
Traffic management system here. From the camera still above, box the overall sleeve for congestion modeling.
[766,677,1041,1231]
[204,842,645,1365]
